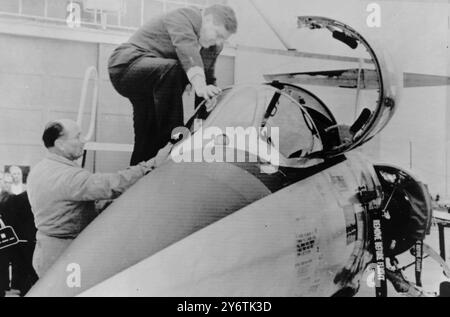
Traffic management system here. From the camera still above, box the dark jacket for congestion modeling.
[0,192,36,242]
[108,6,222,85]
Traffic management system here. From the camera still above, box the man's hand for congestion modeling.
[152,142,173,168]
[195,84,222,100]
[190,74,221,100]
[140,143,173,174]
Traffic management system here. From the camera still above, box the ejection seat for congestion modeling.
[371,164,450,296]
[322,108,372,150]
[374,164,433,257]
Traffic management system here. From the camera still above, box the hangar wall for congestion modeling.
[0,26,235,174]
[0,33,100,171]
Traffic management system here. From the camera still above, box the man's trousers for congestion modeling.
[109,56,188,166]
[32,232,73,278]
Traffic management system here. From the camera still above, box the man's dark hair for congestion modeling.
[204,4,238,34]
[42,122,64,148]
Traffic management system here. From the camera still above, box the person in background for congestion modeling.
[0,172,4,194]
[0,191,38,296]
[0,186,12,297]
[27,119,172,278]
[2,173,12,194]
[9,166,25,195]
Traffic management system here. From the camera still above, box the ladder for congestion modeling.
[76,66,133,168]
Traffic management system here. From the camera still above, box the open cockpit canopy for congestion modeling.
[264,17,399,157]
[187,17,399,163]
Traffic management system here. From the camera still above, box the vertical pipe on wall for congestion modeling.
[446,85,450,198]
[141,0,145,26]
[44,0,48,18]
[444,141,448,199]
[93,44,102,173]
[118,0,123,26]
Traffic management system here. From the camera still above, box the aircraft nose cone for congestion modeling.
[27,161,270,297]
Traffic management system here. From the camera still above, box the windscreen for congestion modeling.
[263,17,398,158]
[187,85,319,161]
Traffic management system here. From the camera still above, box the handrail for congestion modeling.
[77,66,98,142]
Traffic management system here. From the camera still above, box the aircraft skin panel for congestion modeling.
[322,152,380,292]
[26,161,271,297]
[27,144,344,297]
[80,153,376,297]
[27,140,380,297]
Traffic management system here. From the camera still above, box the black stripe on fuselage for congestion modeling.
[231,155,347,193]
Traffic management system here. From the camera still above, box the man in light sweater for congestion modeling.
[27,119,171,277]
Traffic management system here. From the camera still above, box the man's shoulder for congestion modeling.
[28,158,47,179]
[28,157,54,176]
[29,156,81,183]
[171,6,201,16]
[164,5,202,23]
